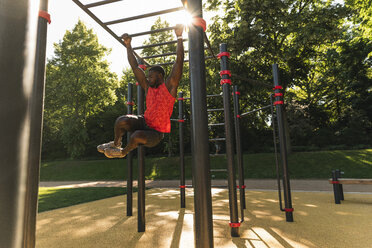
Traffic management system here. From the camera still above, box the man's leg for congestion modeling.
[97,115,144,153]
[113,115,145,146]
[104,129,164,158]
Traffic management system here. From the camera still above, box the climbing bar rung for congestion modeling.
[206,94,223,98]
[72,0,126,47]
[127,26,176,38]
[241,104,271,116]
[155,56,214,66]
[209,138,226,141]
[142,48,208,59]
[207,108,224,112]
[133,39,188,50]
[85,0,122,8]
[141,50,189,60]
[104,7,184,25]
[210,169,227,172]
[208,123,224,126]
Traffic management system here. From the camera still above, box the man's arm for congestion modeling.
[165,24,184,98]
[122,33,149,91]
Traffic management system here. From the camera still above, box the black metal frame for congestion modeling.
[23,1,50,247]
[133,39,188,50]
[232,86,246,216]
[219,43,240,237]
[272,64,294,222]
[85,0,122,8]
[8,0,215,247]
[126,83,134,216]
[137,62,146,232]
[1,1,50,247]
[241,105,271,117]
[188,0,214,246]
[331,169,344,204]
[104,7,184,25]
[178,92,186,208]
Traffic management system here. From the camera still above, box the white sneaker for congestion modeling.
[104,147,126,158]
[97,141,121,153]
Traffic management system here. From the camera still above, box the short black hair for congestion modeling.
[149,65,165,78]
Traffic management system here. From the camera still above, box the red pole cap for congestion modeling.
[39,10,51,24]
[220,79,232,85]
[192,17,206,32]
[217,52,231,59]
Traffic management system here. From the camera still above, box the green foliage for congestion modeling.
[205,0,371,148]
[44,20,119,158]
[41,3,371,160]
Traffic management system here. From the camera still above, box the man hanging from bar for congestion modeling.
[97,24,184,158]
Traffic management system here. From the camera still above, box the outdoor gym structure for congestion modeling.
[0,1,292,248]
[172,62,294,225]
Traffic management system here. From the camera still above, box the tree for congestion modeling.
[205,0,353,150]
[44,20,119,158]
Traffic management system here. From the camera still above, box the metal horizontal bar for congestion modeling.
[104,7,184,25]
[208,123,225,126]
[133,39,188,50]
[241,104,272,116]
[140,47,207,59]
[210,169,227,172]
[72,0,151,67]
[209,138,226,141]
[155,56,214,66]
[170,119,186,122]
[85,0,122,8]
[141,50,189,60]
[207,108,224,112]
[207,94,223,98]
[127,26,175,38]
[72,0,125,46]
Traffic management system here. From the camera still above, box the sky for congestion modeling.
[46,0,215,77]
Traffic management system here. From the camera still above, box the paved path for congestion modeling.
[40,179,372,192]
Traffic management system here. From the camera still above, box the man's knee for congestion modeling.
[115,115,137,128]
[115,115,128,125]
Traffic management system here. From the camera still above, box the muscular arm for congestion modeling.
[165,25,184,98]
[122,34,149,91]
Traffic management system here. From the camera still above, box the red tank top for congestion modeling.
[144,83,175,133]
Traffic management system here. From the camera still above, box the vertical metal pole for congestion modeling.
[233,86,246,215]
[178,92,186,208]
[0,1,38,247]
[272,64,294,222]
[136,62,146,231]
[331,170,341,204]
[336,169,344,200]
[126,83,134,216]
[220,44,239,237]
[23,1,49,247]
[270,95,284,211]
[187,0,214,247]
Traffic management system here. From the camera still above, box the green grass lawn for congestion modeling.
[40,149,372,181]
[38,149,371,212]
[38,187,128,212]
